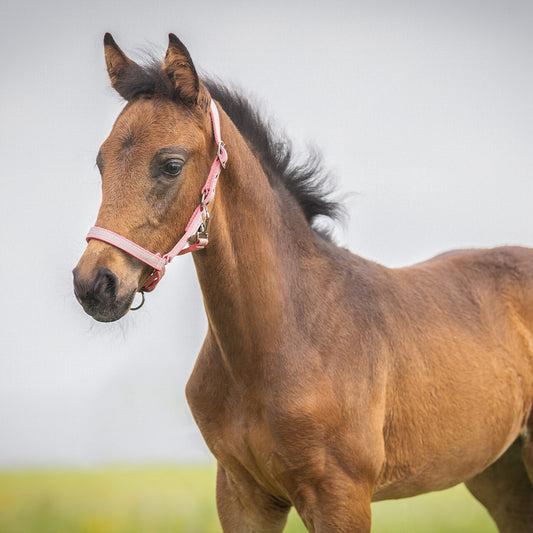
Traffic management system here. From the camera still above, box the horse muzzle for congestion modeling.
[73,243,143,322]
[73,265,136,322]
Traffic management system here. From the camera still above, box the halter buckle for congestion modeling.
[188,209,210,247]
[188,231,209,246]
[217,141,227,169]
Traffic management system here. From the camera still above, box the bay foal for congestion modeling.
[74,34,533,532]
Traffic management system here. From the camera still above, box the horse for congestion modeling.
[73,33,533,532]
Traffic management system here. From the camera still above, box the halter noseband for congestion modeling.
[86,100,228,294]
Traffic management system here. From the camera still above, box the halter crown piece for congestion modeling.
[86,100,228,294]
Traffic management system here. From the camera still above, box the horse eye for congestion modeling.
[162,160,183,176]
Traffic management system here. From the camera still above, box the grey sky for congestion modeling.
[1,0,532,466]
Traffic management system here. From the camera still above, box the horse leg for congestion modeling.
[216,463,291,533]
[465,438,533,532]
[523,425,533,483]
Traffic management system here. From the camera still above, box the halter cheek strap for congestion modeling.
[86,100,228,293]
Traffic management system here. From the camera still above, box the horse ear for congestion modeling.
[103,33,136,98]
[162,34,200,106]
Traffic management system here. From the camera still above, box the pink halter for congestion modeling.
[86,100,228,293]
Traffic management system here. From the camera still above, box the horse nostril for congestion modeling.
[93,267,119,303]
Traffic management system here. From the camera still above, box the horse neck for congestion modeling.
[192,109,319,368]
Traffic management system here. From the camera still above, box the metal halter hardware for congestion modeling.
[188,193,210,246]
[85,100,228,300]
[130,290,145,311]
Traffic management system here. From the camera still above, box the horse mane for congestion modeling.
[203,80,344,239]
[113,58,344,239]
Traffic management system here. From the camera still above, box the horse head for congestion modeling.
[73,34,220,322]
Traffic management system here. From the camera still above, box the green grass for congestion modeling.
[0,465,496,532]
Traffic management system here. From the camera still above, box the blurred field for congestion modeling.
[0,465,496,532]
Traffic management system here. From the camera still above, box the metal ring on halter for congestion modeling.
[130,291,145,311]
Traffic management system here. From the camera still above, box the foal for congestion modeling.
[74,34,533,532]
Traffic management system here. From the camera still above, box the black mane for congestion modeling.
[115,60,344,238]
[203,80,344,239]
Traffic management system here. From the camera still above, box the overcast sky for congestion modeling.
[1,0,532,466]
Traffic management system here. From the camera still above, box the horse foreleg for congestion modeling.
[216,462,291,533]
[465,438,533,532]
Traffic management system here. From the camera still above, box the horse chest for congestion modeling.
[191,387,288,494]
[187,357,266,449]
[195,386,272,459]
